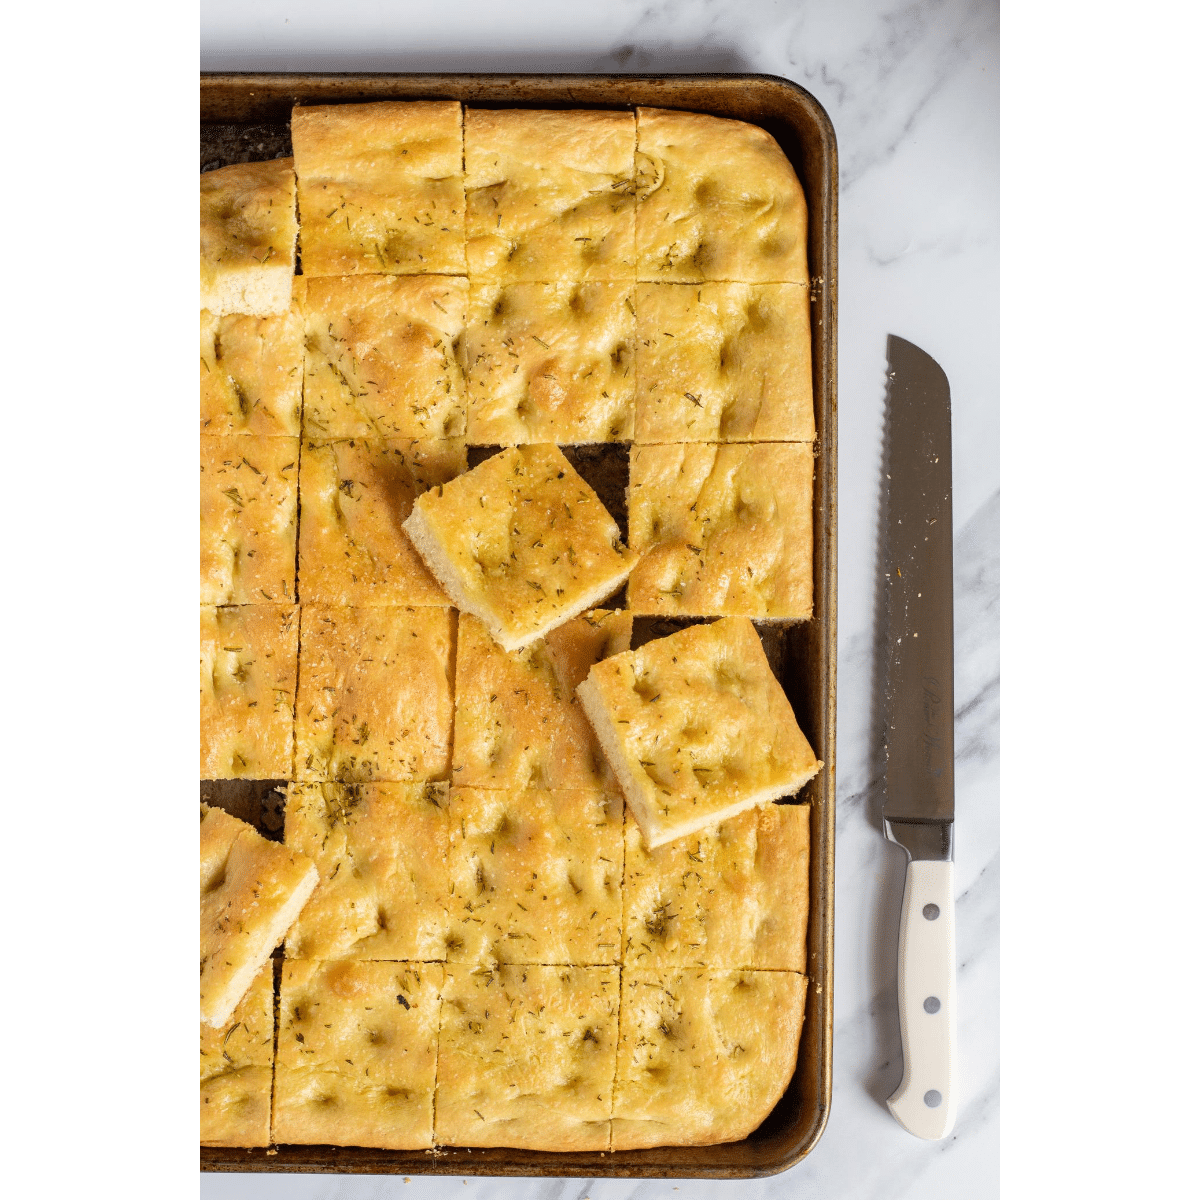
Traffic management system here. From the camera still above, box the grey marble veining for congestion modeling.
[200,2,999,1196]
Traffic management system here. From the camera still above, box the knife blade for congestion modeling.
[882,334,957,1140]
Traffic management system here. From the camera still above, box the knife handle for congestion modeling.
[888,859,957,1140]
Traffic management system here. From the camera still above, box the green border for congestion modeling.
[7,4,196,1195]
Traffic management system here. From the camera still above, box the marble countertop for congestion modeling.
[200,2,999,1195]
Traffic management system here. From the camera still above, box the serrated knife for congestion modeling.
[883,334,957,1140]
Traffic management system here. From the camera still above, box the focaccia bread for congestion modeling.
[403,444,635,653]
[611,968,807,1148]
[200,292,303,436]
[200,603,299,779]
[465,108,635,281]
[635,109,808,283]
[273,960,442,1148]
[294,604,454,782]
[445,786,623,965]
[200,157,298,316]
[300,274,467,440]
[298,436,467,606]
[451,609,632,794]
[627,442,814,619]
[576,617,821,847]
[622,802,809,971]
[284,780,451,961]
[435,964,619,1149]
[633,282,814,443]
[291,101,465,276]
[200,961,274,1146]
[463,282,634,444]
[200,434,299,605]
[200,804,318,1028]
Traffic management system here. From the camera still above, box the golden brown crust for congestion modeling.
[284,780,451,960]
[633,283,814,442]
[622,803,809,970]
[201,962,275,1146]
[435,965,618,1149]
[635,109,807,283]
[273,960,442,1148]
[292,102,465,276]
[576,617,821,847]
[298,437,467,606]
[200,435,299,605]
[403,445,635,652]
[463,282,634,443]
[300,274,467,440]
[451,609,632,794]
[465,108,635,281]
[611,969,806,1148]
[445,786,623,965]
[294,605,455,782]
[200,604,299,779]
[627,443,814,619]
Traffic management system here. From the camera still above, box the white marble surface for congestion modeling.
[200,2,999,1195]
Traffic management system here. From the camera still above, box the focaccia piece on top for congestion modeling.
[465,108,635,281]
[200,804,317,1027]
[451,609,632,795]
[291,101,465,276]
[633,282,814,443]
[622,802,809,971]
[611,968,807,1148]
[298,437,467,606]
[576,617,821,848]
[635,109,808,283]
[403,444,635,653]
[273,960,442,1148]
[445,786,624,966]
[463,282,634,444]
[200,434,299,605]
[200,603,299,779]
[284,780,451,961]
[200,157,298,316]
[627,442,814,619]
[435,965,619,1150]
[294,605,454,782]
[200,961,274,1146]
[300,274,467,440]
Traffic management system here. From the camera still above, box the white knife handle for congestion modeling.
[888,859,957,1139]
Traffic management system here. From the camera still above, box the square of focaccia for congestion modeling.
[445,786,623,966]
[200,434,299,605]
[576,617,821,848]
[200,604,299,779]
[435,964,618,1149]
[200,292,303,436]
[627,443,814,619]
[300,274,467,440]
[298,437,467,606]
[635,108,807,284]
[403,444,635,653]
[200,804,318,1028]
[622,802,809,971]
[284,780,450,961]
[291,101,465,276]
[611,968,806,1148]
[463,282,634,444]
[294,605,454,782]
[464,108,635,281]
[200,157,297,316]
[200,961,274,1146]
[273,960,442,1148]
[633,282,814,443]
[452,609,632,794]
